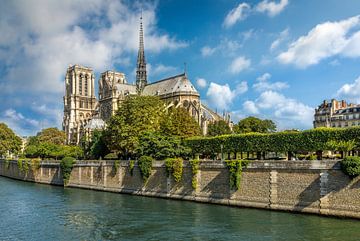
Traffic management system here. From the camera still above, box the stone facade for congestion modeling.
[1,159,360,219]
[63,18,227,144]
[62,65,97,144]
[314,99,360,128]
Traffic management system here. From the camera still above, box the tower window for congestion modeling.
[79,74,83,95]
[85,75,88,96]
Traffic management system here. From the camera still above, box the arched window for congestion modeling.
[84,75,88,96]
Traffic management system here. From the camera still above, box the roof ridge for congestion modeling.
[146,73,186,85]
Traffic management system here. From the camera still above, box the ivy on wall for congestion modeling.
[165,158,183,183]
[189,159,199,189]
[113,160,120,174]
[129,160,135,176]
[138,156,153,182]
[225,160,250,190]
[60,157,76,186]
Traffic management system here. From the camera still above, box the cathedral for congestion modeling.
[63,17,229,145]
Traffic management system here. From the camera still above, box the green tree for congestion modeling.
[136,131,191,160]
[36,127,66,145]
[233,116,276,134]
[207,120,232,136]
[0,123,22,157]
[161,107,201,137]
[104,96,166,158]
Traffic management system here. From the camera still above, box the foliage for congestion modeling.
[104,96,166,159]
[137,131,191,160]
[341,156,360,177]
[129,160,135,176]
[225,160,249,190]
[18,160,29,174]
[184,127,360,155]
[104,96,201,159]
[138,156,153,182]
[25,127,83,160]
[189,159,200,189]
[165,158,183,182]
[36,128,66,145]
[207,120,232,136]
[326,140,356,156]
[104,153,118,160]
[30,159,41,171]
[160,107,201,137]
[113,160,120,174]
[60,156,76,185]
[0,123,22,157]
[81,130,109,159]
[233,116,276,134]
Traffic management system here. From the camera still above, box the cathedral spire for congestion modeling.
[136,13,147,93]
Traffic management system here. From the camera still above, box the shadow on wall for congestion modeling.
[201,169,230,199]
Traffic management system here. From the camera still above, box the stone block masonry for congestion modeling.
[1,159,360,219]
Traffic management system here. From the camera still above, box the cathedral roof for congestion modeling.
[142,73,199,97]
[113,83,137,95]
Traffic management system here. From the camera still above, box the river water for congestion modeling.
[0,176,360,241]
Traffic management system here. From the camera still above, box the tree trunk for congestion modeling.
[316,150,322,160]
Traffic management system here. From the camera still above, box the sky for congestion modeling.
[1,0,360,136]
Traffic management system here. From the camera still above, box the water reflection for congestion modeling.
[0,176,360,241]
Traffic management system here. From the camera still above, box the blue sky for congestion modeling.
[1,0,360,136]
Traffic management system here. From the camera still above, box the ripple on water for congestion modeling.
[0,176,360,241]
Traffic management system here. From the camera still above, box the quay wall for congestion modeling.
[1,159,360,219]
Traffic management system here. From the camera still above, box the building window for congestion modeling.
[85,75,88,96]
[80,101,84,108]
[79,74,83,95]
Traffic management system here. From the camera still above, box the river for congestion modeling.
[0,176,360,241]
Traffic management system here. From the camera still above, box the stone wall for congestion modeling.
[1,159,360,219]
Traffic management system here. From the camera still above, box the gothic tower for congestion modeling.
[63,65,97,144]
[136,15,147,93]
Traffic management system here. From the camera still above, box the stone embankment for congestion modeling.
[1,159,359,219]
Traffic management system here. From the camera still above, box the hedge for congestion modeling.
[184,127,360,154]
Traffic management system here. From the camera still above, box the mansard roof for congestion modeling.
[142,73,199,97]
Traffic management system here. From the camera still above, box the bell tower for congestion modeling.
[63,65,97,144]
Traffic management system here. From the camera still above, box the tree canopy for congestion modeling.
[36,127,66,145]
[0,123,22,157]
[233,116,276,134]
[104,95,201,159]
[207,120,232,136]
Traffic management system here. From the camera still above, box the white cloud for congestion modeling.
[152,64,178,76]
[257,73,272,81]
[196,78,208,88]
[206,81,248,110]
[256,0,289,17]
[223,3,251,28]
[243,100,259,114]
[229,56,251,74]
[329,59,340,66]
[201,46,217,57]
[0,0,187,135]
[253,73,288,92]
[278,15,360,68]
[0,109,40,136]
[252,91,313,129]
[336,76,360,103]
[270,28,289,51]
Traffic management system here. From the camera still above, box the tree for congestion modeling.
[161,107,201,137]
[0,123,22,157]
[136,131,191,160]
[36,127,66,145]
[104,95,166,158]
[104,96,201,159]
[207,120,232,136]
[233,116,276,134]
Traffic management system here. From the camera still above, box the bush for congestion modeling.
[184,127,360,155]
[341,156,360,178]
[138,156,153,182]
[189,159,200,189]
[164,158,183,182]
[104,153,118,160]
[60,156,76,185]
